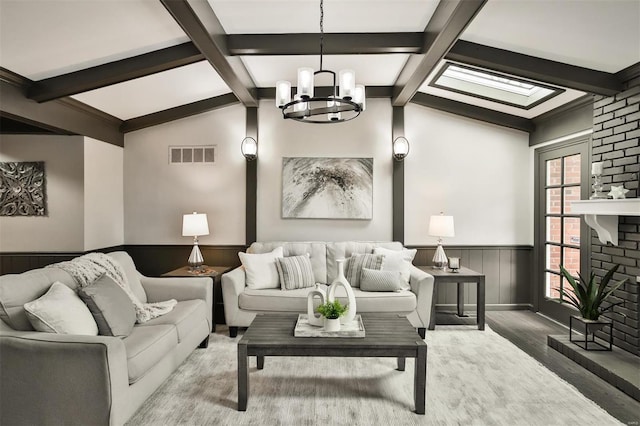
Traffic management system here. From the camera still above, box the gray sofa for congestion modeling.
[222,241,434,338]
[0,251,212,426]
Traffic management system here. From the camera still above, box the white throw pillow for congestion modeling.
[23,282,99,335]
[373,247,417,290]
[239,247,285,289]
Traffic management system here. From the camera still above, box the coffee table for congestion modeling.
[237,313,427,414]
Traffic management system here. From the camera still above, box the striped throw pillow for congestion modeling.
[345,253,384,288]
[360,268,404,292]
[276,254,315,290]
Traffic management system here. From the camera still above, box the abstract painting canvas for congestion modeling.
[0,161,47,216]
[282,157,373,219]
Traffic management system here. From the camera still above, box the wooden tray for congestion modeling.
[294,314,365,338]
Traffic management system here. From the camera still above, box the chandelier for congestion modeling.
[275,0,366,123]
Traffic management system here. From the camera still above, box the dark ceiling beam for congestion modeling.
[0,68,124,145]
[447,40,622,96]
[121,92,239,133]
[27,42,204,103]
[160,0,258,107]
[411,92,535,133]
[392,0,487,107]
[227,33,424,55]
[257,86,393,99]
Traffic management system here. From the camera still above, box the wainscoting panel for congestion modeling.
[0,246,125,275]
[409,246,533,309]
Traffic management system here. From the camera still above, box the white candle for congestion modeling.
[592,162,603,175]
[449,257,460,269]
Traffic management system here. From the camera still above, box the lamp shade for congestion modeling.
[297,67,314,98]
[339,69,355,99]
[182,212,209,237]
[428,214,454,238]
[275,80,291,107]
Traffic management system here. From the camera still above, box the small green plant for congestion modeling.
[316,300,348,319]
[557,264,628,320]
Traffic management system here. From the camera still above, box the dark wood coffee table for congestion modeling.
[237,313,427,414]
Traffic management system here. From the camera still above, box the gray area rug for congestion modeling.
[127,326,620,425]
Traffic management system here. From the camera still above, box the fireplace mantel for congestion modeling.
[570,199,640,246]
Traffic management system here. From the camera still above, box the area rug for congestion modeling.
[127,326,621,425]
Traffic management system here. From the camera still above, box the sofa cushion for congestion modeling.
[239,247,284,289]
[276,254,315,290]
[249,242,328,285]
[337,287,416,313]
[345,253,384,288]
[23,282,99,335]
[360,268,404,292]
[77,274,136,337]
[137,300,206,343]
[107,251,147,303]
[326,241,403,282]
[239,285,329,312]
[123,324,177,384]
[0,268,77,331]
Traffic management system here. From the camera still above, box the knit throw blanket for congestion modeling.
[48,253,177,323]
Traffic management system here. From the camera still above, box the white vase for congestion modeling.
[328,258,357,325]
[306,284,326,327]
[324,317,341,332]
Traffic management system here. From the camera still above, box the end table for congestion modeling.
[162,265,233,332]
[418,266,485,331]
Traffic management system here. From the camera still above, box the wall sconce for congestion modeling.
[393,137,410,161]
[241,137,257,161]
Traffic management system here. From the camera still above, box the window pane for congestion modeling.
[561,276,578,305]
[546,217,561,243]
[562,247,581,277]
[563,154,581,185]
[546,188,561,214]
[545,272,561,298]
[564,217,581,246]
[546,158,561,186]
[546,244,561,272]
[563,186,581,214]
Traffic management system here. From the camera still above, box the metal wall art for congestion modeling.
[282,157,373,219]
[0,161,47,216]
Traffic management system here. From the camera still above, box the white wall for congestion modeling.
[257,99,393,242]
[123,104,246,245]
[84,137,124,250]
[404,104,532,245]
[0,135,85,251]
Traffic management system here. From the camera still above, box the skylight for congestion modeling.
[430,63,564,109]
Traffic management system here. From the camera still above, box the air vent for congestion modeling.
[169,145,215,164]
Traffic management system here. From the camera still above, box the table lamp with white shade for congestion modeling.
[182,212,209,270]
[428,213,455,269]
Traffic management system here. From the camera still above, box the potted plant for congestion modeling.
[558,264,628,321]
[316,300,348,332]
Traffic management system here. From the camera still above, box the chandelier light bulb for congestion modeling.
[297,67,314,99]
[275,80,291,107]
[354,85,366,111]
[339,69,355,99]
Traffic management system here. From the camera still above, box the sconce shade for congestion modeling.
[393,137,410,160]
[182,212,209,237]
[428,214,455,238]
[241,137,258,160]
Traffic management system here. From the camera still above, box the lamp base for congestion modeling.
[188,242,204,271]
[432,243,448,269]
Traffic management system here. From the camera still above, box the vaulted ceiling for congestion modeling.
[1,0,639,141]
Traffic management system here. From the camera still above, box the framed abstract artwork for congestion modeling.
[0,161,47,216]
[282,157,373,219]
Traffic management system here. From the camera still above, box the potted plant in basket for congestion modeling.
[316,300,348,332]
[558,264,628,322]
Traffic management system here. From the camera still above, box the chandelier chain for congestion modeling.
[319,0,324,71]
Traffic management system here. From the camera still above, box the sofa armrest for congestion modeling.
[221,266,246,325]
[142,276,213,327]
[409,265,435,329]
[0,330,128,426]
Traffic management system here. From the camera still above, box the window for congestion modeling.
[430,62,564,110]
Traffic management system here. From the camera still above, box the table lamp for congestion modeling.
[182,212,209,270]
[428,212,454,269]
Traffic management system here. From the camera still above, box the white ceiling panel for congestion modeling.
[461,0,640,73]
[242,54,409,87]
[0,0,189,80]
[72,61,230,120]
[209,0,438,33]
[418,60,587,119]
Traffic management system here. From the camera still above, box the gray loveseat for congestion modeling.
[0,251,212,426]
[222,241,434,338]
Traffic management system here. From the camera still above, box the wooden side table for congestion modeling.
[418,266,485,331]
[162,265,233,332]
